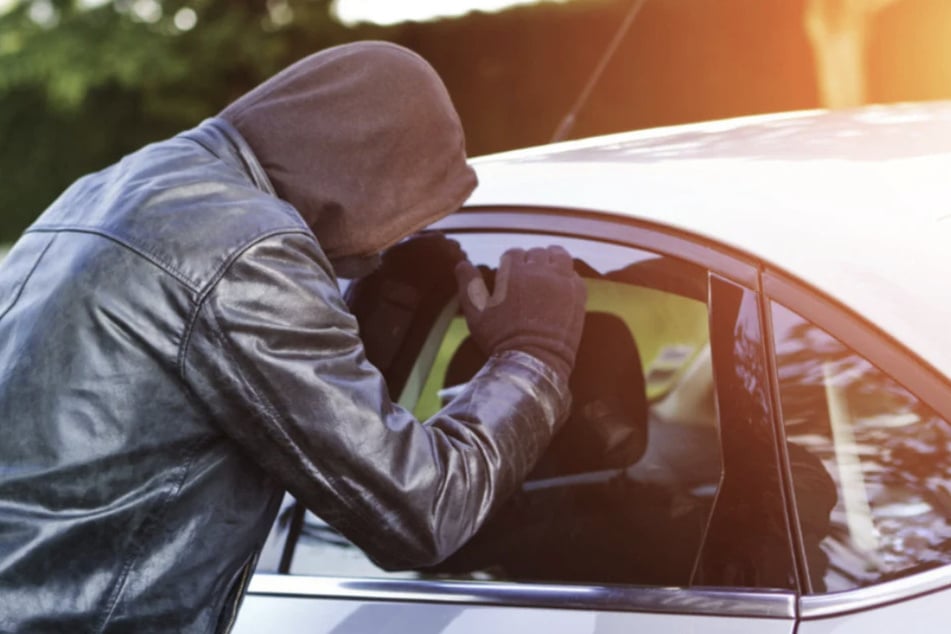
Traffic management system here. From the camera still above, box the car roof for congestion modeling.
[465,102,951,382]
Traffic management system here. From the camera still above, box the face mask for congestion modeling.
[329,252,383,280]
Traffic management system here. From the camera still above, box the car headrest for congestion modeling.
[345,233,461,398]
[445,311,649,478]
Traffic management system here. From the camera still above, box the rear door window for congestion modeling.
[771,302,951,592]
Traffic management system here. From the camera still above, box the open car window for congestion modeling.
[259,232,728,588]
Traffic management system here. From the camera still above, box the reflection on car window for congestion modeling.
[772,302,951,592]
[263,234,724,588]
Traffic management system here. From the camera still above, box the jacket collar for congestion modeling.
[179,117,277,197]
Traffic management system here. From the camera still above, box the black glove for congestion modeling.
[454,246,587,381]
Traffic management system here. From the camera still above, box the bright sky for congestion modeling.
[332,0,572,26]
[0,0,574,25]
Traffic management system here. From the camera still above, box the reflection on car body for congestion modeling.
[235,103,951,633]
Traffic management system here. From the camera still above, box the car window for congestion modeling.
[771,302,951,593]
[261,233,726,588]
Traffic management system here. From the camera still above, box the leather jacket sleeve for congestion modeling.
[180,230,570,570]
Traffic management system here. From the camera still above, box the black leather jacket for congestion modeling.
[0,119,569,632]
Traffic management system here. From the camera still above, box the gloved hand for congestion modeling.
[454,246,587,381]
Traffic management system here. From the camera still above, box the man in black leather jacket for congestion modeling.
[0,42,586,632]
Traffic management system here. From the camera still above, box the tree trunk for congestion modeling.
[804,0,902,108]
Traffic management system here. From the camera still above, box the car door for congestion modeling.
[234,209,800,633]
[763,272,951,633]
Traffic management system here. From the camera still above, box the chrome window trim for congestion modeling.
[433,206,759,290]
[758,278,814,595]
[800,564,951,618]
[247,574,795,619]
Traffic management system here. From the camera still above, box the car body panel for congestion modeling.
[799,585,951,633]
[798,564,951,620]
[466,103,951,384]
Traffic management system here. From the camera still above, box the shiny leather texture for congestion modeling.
[0,118,569,633]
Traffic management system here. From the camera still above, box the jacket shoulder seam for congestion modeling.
[177,228,317,380]
[26,225,201,292]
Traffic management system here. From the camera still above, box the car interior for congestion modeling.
[257,233,733,588]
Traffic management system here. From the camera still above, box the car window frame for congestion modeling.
[440,209,801,599]
[762,271,951,424]
[433,206,759,290]
[250,206,801,620]
[691,274,799,591]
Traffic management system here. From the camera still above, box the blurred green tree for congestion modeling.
[0,0,344,242]
[0,0,823,245]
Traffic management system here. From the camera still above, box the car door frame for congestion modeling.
[243,205,802,628]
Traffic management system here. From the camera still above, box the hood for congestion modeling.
[219,41,477,259]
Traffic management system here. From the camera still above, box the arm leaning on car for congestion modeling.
[180,231,580,570]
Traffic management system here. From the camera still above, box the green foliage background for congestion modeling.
[1,0,949,243]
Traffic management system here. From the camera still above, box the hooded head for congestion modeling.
[219,41,477,270]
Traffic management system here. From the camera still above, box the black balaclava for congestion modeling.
[219,41,477,267]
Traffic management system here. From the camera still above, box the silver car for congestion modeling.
[234,102,951,633]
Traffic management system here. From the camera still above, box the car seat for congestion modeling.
[426,312,681,583]
[444,310,649,479]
